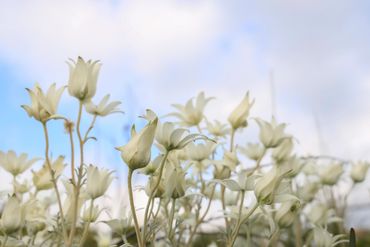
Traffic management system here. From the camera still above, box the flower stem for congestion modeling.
[168,198,176,240]
[228,202,258,247]
[142,151,169,242]
[79,199,94,247]
[128,169,144,247]
[42,123,68,243]
[68,101,85,246]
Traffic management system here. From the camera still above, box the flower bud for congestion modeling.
[319,162,343,185]
[1,195,23,234]
[86,165,114,199]
[275,199,300,228]
[67,57,101,102]
[228,92,254,130]
[350,161,370,183]
[117,110,158,170]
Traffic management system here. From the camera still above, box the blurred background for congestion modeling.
[0,0,369,230]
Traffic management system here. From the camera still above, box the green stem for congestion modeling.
[128,169,144,247]
[228,191,245,246]
[168,198,176,240]
[42,123,68,243]
[230,128,236,152]
[228,202,258,247]
[142,151,169,242]
[68,102,85,246]
[187,184,215,246]
[79,199,94,246]
[83,115,97,143]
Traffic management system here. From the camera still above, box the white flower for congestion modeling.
[117,110,158,170]
[254,167,288,205]
[81,204,100,223]
[1,195,23,234]
[319,162,343,185]
[67,57,101,102]
[155,121,211,152]
[313,226,347,247]
[22,83,65,123]
[298,181,319,202]
[185,141,215,162]
[228,92,254,130]
[85,94,123,117]
[0,150,39,177]
[272,138,294,163]
[32,156,66,191]
[256,117,288,148]
[164,165,187,199]
[275,199,300,228]
[239,143,265,161]
[350,161,370,183]
[86,165,114,199]
[169,91,214,126]
[206,120,229,137]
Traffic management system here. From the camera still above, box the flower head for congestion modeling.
[228,92,254,130]
[239,143,265,161]
[85,94,123,117]
[0,150,39,177]
[275,199,301,228]
[155,121,211,152]
[116,109,158,170]
[86,165,114,199]
[32,156,66,191]
[256,117,288,148]
[67,57,101,102]
[206,120,229,138]
[319,162,343,185]
[22,83,65,123]
[169,92,214,126]
[1,195,23,234]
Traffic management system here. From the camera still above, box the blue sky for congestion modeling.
[1,0,370,182]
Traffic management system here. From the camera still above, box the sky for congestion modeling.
[0,0,370,224]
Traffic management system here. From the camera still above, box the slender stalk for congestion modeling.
[229,128,236,152]
[228,202,258,247]
[67,121,76,185]
[12,175,17,194]
[228,191,245,246]
[79,199,95,247]
[168,198,176,240]
[294,216,302,247]
[42,123,68,243]
[128,169,144,247]
[2,235,8,247]
[221,184,229,229]
[142,151,169,242]
[187,184,215,246]
[83,115,97,143]
[68,102,85,246]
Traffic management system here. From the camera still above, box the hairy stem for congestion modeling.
[79,199,95,247]
[142,151,169,242]
[42,123,68,243]
[128,169,144,247]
